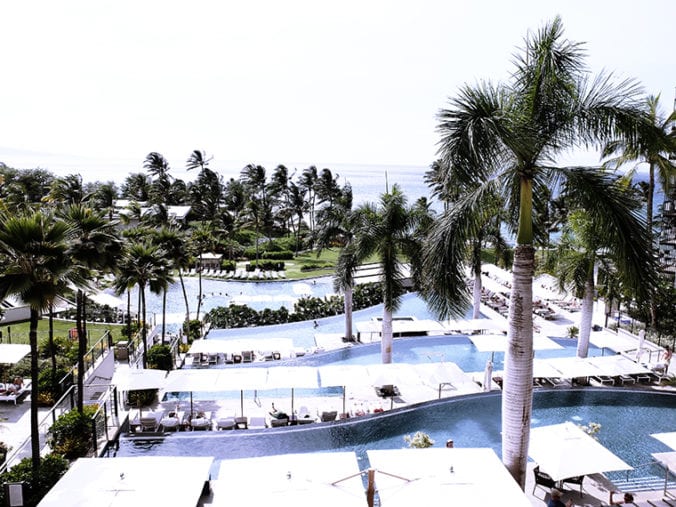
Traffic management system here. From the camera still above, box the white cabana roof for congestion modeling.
[212,452,364,505]
[356,318,446,337]
[544,357,605,378]
[89,291,125,308]
[585,355,653,376]
[651,432,676,450]
[529,421,632,481]
[163,368,268,393]
[468,333,564,352]
[318,364,371,388]
[110,367,167,391]
[368,448,530,507]
[0,344,30,364]
[589,330,643,354]
[37,456,213,507]
[266,366,320,389]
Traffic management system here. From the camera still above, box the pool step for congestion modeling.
[611,475,676,493]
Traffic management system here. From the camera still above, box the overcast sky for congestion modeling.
[0,0,674,181]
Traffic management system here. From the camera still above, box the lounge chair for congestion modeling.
[216,417,236,430]
[270,417,289,428]
[561,474,584,496]
[190,414,212,431]
[248,416,267,429]
[242,350,254,363]
[140,416,159,432]
[320,411,337,422]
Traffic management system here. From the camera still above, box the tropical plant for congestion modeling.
[0,453,69,507]
[423,17,655,487]
[404,431,435,448]
[338,184,423,363]
[0,210,76,477]
[48,405,98,459]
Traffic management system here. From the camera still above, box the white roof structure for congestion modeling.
[442,318,508,333]
[529,421,632,481]
[0,344,31,364]
[367,448,531,507]
[37,456,213,507]
[188,337,294,356]
[210,452,365,505]
[356,318,447,340]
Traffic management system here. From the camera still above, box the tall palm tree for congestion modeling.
[59,204,121,412]
[551,176,652,358]
[423,17,654,487]
[113,241,170,368]
[152,227,184,342]
[602,94,676,234]
[0,210,75,477]
[339,184,422,363]
[144,152,172,207]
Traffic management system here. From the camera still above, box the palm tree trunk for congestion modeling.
[501,244,535,488]
[381,306,393,364]
[49,303,57,374]
[29,308,41,477]
[196,256,203,321]
[126,289,132,341]
[577,275,595,358]
[178,269,190,333]
[76,290,85,413]
[161,288,167,343]
[344,286,353,341]
[140,284,148,368]
[472,242,482,319]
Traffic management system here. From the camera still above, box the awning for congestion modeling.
[443,318,507,333]
[212,452,364,505]
[110,368,167,391]
[0,344,30,364]
[529,421,633,481]
[544,357,604,378]
[188,337,294,355]
[89,291,125,308]
[368,448,531,507]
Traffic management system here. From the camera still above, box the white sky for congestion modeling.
[0,0,674,181]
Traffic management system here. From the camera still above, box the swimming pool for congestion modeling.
[114,389,676,485]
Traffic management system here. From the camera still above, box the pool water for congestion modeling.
[114,389,676,483]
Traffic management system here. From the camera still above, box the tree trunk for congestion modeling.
[161,288,167,343]
[501,244,535,489]
[49,303,56,374]
[381,305,393,364]
[178,268,190,332]
[344,286,353,341]
[472,271,482,320]
[577,275,595,358]
[141,284,148,368]
[126,289,132,342]
[76,290,85,413]
[196,256,203,321]
[29,308,41,477]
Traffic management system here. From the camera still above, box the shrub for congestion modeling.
[0,453,69,507]
[183,319,202,343]
[221,260,237,271]
[38,367,73,407]
[567,326,579,339]
[127,389,157,408]
[261,250,293,261]
[146,344,173,371]
[404,431,435,448]
[48,405,98,459]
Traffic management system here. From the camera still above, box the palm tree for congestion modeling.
[339,184,422,363]
[59,204,121,412]
[424,17,654,487]
[0,210,75,477]
[602,94,676,234]
[152,227,185,341]
[551,176,652,358]
[144,152,172,207]
[113,241,170,368]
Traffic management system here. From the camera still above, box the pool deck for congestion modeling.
[2,272,674,505]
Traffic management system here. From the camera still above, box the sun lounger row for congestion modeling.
[0,381,31,405]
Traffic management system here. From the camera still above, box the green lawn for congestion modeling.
[0,319,125,346]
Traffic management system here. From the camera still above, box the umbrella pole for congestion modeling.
[190,392,194,418]
[240,390,244,417]
[291,388,295,415]
[342,386,346,415]
[366,468,376,507]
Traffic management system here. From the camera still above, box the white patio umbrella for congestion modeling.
[265,366,320,415]
[368,448,530,507]
[366,363,422,409]
[483,360,493,392]
[545,357,604,379]
[110,368,167,391]
[469,333,563,355]
[651,432,676,450]
[636,329,646,361]
[213,452,364,505]
[0,344,30,365]
[412,362,478,398]
[529,421,633,481]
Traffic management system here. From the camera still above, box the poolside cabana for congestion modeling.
[318,364,373,415]
[265,365,320,414]
[356,318,447,342]
[442,318,508,334]
[413,362,481,397]
[209,452,365,505]
[367,448,531,506]
[529,421,632,482]
[37,456,214,506]
[652,432,676,450]
[469,333,564,353]
[188,337,294,358]
[111,367,167,391]
[0,344,30,365]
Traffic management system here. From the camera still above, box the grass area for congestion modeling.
[0,319,125,346]
[284,248,341,279]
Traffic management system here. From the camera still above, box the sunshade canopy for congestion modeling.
[469,333,563,352]
[368,448,530,507]
[188,337,293,355]
[212,452,364,505]
[529,421,632,481]
[0,344,30,365]
[651,432,676,450]
[110,368,167,391]
[37,456,213,507]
